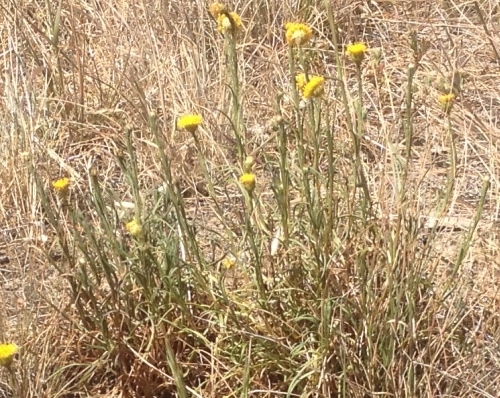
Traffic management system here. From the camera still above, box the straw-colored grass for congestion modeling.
[1,0,499,396]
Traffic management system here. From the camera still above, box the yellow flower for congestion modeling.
[0,343,18,367]
[438,93,456,114]
[285,22,313,47]
[209,2,226,18]
[177,114,202,133]
[302,76,325,99]
[52,177,70,193]
[221,257,236,269]
[125,218,142,238]
[217,12,242,34]
[239,173,256,195]
[438,93,455,104]
[295,73,308,92]
[346,42,367,65]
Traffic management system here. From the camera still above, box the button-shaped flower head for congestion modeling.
[347,42,367,65]
[239,173,256,196]
[209,2,227,18]
[302,76,325,99]
[217,12,242,35]
[285,23,312,47]
[177,114,203,134]
[125,218,143,238]
[438,93,456,114]
[52,178,70,194]
[0,343,18,368]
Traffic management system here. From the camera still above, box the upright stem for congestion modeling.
[325,1,371,214]
[226,34,245,166]
[243,194,267,302]
[355,64,372,213]
[440,116,456,214]
[275,96,290,244]
[7,367,18,398]
[288,46,306,170]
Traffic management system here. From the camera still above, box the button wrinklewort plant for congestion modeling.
[28,0,493,396]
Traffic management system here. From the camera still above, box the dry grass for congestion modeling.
[1,0,500,397]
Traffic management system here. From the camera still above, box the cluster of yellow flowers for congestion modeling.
[48,9,454,242]
[285,23,325,99]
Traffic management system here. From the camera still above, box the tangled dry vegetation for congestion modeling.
[1,0,500,397]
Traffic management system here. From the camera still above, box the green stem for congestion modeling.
[288,46,305,169]
[440,116,456,214]
[324,1,371,226]
[274,96,290,244]
[243,194,267,302]
[226,34,245,166]
[7,366,18,398]
[355,64,372,213]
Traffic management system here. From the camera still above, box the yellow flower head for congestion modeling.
[52,177,70,193]
[125,218,142,238]
[209,2,227,18]
[239,173,256,195]
[438,93,456,114]
[347,42,367,65]
[221,257,236,269]
[285,22,313,47]
[0,343,18,367]
[177,114,202,133]
[217,12,242,34]
[302,76,325,99]
[295,73,308,92]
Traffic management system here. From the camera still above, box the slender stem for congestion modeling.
[274,96,290,243]
[325,1,371,215]
[243,193,267,302]
[404,65,417,163]
[7,366,18,398]
[288,46,306,169]
[226,34,245,165]
[355,64,372,212]
[440,116,456,214]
